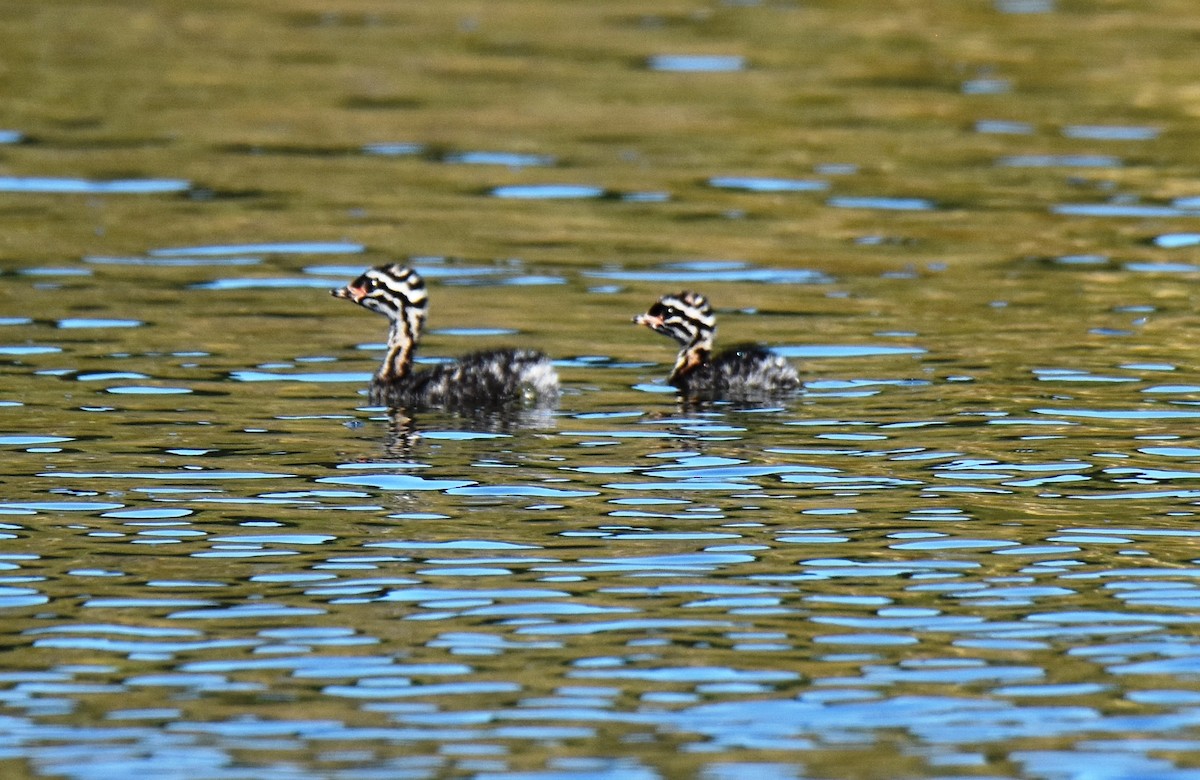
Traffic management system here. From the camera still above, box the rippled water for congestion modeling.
[6,1,1200,778]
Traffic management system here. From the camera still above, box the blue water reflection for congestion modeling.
[647,55,746,72]
[827,196,936,210]
[1062,125,1159,140]
[490,184,606,199]
[444,151,556,167]
[6,4,1200,778]
[997,155,1121,167]
[0,176,190,194]
[586,261,831,284]
[708,176,828,192]
[151,242,365,256]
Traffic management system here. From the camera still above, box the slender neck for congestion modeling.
[378,320,417,382]
[668,334,712,384]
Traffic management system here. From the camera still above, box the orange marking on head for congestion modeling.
[634,312,664,329]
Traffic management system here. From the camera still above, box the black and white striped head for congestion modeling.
[634,291,716,349]
[332,264,428,339]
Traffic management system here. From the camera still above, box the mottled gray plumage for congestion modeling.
[366,347,558,408]
[333,264,558,410]
[634,291,799,401]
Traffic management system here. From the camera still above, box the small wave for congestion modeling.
[0,176,189,194]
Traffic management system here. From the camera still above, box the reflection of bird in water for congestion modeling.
[634,291,799,401]
[377,406,556,460]
[332,264,559,410]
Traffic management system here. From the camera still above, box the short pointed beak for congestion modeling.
[331,284,365,302]
[634,312,662,329]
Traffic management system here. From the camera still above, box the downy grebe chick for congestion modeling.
[634,291,799,400]
[332,264,558,409]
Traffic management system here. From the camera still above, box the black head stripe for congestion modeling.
[340,265,430,329]
[365,266,428,305]
[640,290,717,347]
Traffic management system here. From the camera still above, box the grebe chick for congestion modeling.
[332,264,558,409]
[634,291,799,400]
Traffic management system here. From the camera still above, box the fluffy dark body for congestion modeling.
[368,347,558,409]
[669,343,800,401]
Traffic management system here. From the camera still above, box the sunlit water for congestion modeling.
[5,2,1200,779]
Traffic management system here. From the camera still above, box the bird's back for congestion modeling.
[369,347,558,409]
[673,343,799,401]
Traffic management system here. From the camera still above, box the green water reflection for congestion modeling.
[5,1,1200,778]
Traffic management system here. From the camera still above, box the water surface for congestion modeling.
[3,2,1200,778]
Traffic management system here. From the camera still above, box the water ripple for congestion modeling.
[827,196,936,210]
[647,55,745,72]
[317,474,477,491]
[998,154,1121,167]
[151,242,364,256]
[0,176,190,194]
[586,262,831,285]
[708,176,828,192]
[1063,124,1159,140]
[490,184,606,200]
